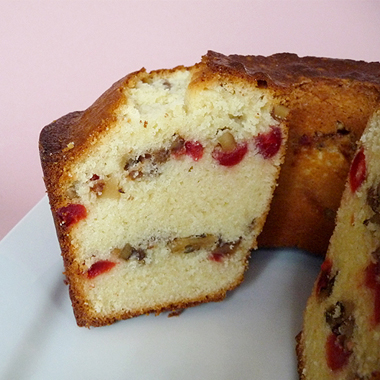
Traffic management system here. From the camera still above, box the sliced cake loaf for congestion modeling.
[204,51,380,255]
[39,61,287,327]
[297,110,380,379]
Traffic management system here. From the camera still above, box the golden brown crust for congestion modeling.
[295,331,306,380]
[40,72,129,318]
[39,70,136,179]
[39,70,141,326]
[203,51,380,255]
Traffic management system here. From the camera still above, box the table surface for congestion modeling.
[1,0,380,241]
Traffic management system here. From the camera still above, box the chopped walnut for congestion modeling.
[325,301,355,340]
[364,213,380,227]
[118,243,146,263]
[273,104,290,119]
[209,238,242,262]
[211,239,241,256]
[170,135,186,156]
[123,134,195,180]
[100,177,121,199]
[325,300,355,363]
[169,234,218,254]
[217,131,237,152]
[367,183,380,214]
[124,149,170,180]
[90,179,105,195]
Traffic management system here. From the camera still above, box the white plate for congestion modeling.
[0,196,322,380]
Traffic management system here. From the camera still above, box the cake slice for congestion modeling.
[204,51,380,255]
[297,110,380,379]
[39,61,287,327]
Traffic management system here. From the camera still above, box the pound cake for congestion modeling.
[296,110,380,379]
[204,51,380,255]
[39,61,287,327]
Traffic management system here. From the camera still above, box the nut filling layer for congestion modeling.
[85,234,244,279]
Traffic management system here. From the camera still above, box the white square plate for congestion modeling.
[0,196,322,380]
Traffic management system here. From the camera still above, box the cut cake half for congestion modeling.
[39,60,287,327]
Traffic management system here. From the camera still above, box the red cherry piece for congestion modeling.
[365,261,380,326]
[365,261,380,290]
[254,126,282,159]
[87,260,116,279]
[57,204,87,227]
[185,141,204,161]
[212,142,248,166]
[316,259,333,297]
[209,253,224,262]
[349,148,366,193]
[325,333,352,371]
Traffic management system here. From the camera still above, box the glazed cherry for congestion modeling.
[254,126,282,159]
[350,148,366,193]
[185,141,204,161]
[212,142,248,166]
[365,260,380,326]
[209,253,224,262]
[56,204,87,227]
[326,333,352,371]
[316,259,335,298]
[87,260,116,279]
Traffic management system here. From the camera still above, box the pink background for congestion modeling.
[1,0,380,240]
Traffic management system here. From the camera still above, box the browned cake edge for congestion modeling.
[296,331,306,380]
[72,273,246,327]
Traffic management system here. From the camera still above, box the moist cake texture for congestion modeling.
[204,51,380,255]
[297,110,380,379]
[39,61,287,327]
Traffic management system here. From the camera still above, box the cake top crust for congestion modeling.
[40,51,380,161]
[204,51,380,88]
